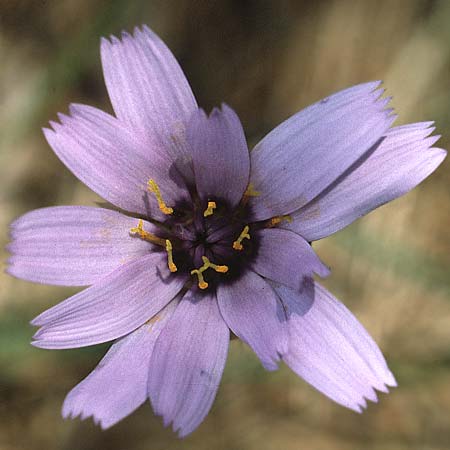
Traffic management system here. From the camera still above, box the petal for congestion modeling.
[101,26,197,154]
[286,123,446,241]
[274,281,396,412]
[32,253,187,349]
[148,290,229,437]
[62,300,177,429]
[249,81,396,220]
[217,271,288,370]
[7,206,155,286]
[187,105,250,207]
[251,228,329,291]
[44,104,189,219]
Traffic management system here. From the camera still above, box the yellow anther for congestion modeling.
[190,268,208,290]
[165,239,177,273]
[148,179,173,215]
[232,225,250,251]
[201,256,228,273]
[203,201,217,217]
[267,214,293,228]
[190,256,229,289]
[130,219,165,246]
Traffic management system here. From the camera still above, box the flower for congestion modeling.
[7,25,446,437]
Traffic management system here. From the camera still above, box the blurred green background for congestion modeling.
[1,0,450,449]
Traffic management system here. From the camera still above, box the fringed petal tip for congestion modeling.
[148,291,229,437]
[101,24,158,45]
[62,410,113,431]
[249,81,398,221]
[287,121,446,242]
[277,281,397,414]
[351,375,398,414]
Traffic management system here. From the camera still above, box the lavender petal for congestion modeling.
[249,81,395,220]
[275,281,396,412]
[251,228,330,291]
[187,105,250,207]
[101,25,197,160]
[62,300,178,429]
[286,122,446,241]
[32,253,187,349]
[7,206,155,286]
[217,270,288,371]
[44,104,190,219]
[148,289,229,437]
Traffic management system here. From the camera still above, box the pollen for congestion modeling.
[130,219,165,246]
[244,183,260,197]
[267,214,292,228]
[241,183,261,206]
[148,179,173,215]
[232,225,250,251]
[165,239,177,273]
[191,256,229,289]
[203,201,217,217]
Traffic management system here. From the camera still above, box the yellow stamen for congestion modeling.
[190,256,229,289]
[148,179,173,215]
[165,239,177,273]
[201,256,228,273]
[267,214,293,228]
[130,219,165,246]
[190,269,208,290]
[232,225,250,251]
[203,201,217,217]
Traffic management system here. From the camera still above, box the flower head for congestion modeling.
[7,25,446,437]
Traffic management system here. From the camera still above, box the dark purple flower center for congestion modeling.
[155,196,260,291]
[129,180,269,292]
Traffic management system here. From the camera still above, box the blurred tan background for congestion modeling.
[1,0,450,449]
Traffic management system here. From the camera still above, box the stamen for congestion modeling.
[203,201,217,217]
[190,269,209,290]
[130,220,165,246]
[191,256,229,289]
[165,239,177,273]
[201,256,229,273]
[233,225,250,251]
[267,214,292,228]
[148,179,173,215]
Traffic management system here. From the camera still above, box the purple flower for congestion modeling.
[7,25,446,436]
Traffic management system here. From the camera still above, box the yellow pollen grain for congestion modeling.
[129,219,165,246]
[148,179,173,215]
[267,214,293,228]
[165,239,177,273]
[233,225,250,251]
[244,183,261,197]
[203,201,217,217]
[240,184,261,207]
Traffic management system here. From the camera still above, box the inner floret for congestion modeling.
[129,179,259,291]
